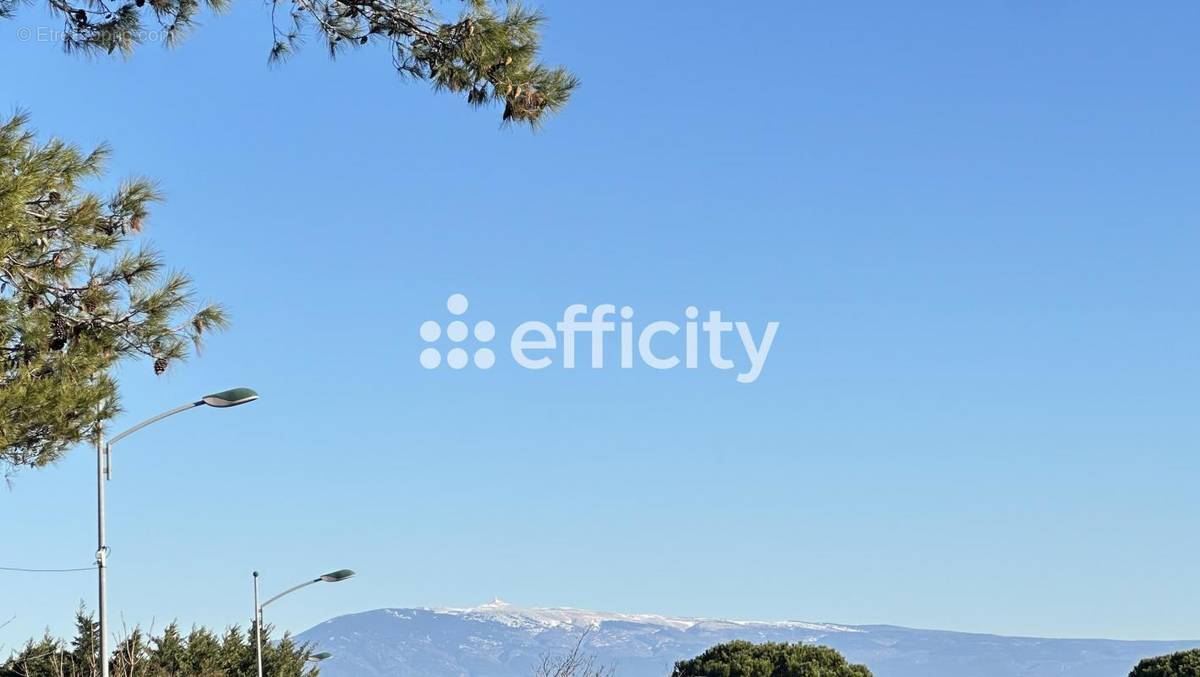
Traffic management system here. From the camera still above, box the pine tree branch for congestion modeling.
[14,0,575,126]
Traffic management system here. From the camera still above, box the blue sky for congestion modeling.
[2,0,1199,648]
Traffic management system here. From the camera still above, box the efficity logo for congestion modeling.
[419,294,779,383]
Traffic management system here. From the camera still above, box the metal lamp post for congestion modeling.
[96,387,259,677]
[253,569,356,677]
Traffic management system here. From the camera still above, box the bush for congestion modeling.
[672,640,873,677]
[1130,649,1200,677]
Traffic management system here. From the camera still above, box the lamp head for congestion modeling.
[202,388,259,408]
[319,569,356,583]
[308,652,333,662]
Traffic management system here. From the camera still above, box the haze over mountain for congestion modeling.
[295,600,1199,677]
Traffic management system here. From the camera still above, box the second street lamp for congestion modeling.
[95,387,259,677]
[253,569,356,677]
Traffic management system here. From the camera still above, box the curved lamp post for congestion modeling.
[96,388,259,677]
[253,569,355,677]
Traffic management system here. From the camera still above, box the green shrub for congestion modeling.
[1130,649,1200,677]
[672,640,873,677]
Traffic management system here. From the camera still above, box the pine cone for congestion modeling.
[49,316,68,350]
[153,357,168,375]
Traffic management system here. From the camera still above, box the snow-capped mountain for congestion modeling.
[296,600,1199,677]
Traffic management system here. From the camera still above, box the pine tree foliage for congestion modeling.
[0,112,227,477]
[7,0,576,127]
[0,610,320,676]
[672,640,874,677]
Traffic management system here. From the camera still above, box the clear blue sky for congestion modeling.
[2,0,1199,649]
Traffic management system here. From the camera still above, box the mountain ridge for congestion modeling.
[296,600,1200,677]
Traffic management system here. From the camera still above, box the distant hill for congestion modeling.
[296,599,1199,677]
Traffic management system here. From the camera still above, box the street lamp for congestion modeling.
[95,387,259,677]
[253,569,355,677]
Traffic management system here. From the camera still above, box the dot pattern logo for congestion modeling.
[420,293,496,370]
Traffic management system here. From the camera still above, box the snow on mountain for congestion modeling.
[429,598,859,634]
[296,600,1200,677]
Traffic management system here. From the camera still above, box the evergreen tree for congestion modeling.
[147,622,185,675]
[181,626,222,674]
[68,607,99,676]
[218,625,252,674]
[263,632,312,677]
[2,0,575,127]
[1130,649,1200,677]
[0,609,321,676]
[0,112,226,477]
[3,631,77,676]
[0,607,94,676]
[672,640,874,677]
